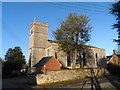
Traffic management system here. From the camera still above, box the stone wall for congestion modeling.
[27,68,109,85]
[90,48,106,67]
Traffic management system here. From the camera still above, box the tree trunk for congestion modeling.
[72,51,77,68]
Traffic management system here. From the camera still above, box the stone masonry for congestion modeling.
[27,68,109,85]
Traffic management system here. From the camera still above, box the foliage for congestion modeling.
[53,13,92,67]
[0,57,2,61]
[3,46,26,75]
[110,1,120,43]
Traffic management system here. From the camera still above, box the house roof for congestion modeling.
[34,56,53,68]
[107,54,120,60]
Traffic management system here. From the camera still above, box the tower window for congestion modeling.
[30,30,33,35]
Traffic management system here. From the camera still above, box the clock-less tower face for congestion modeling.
[29,21,48,72]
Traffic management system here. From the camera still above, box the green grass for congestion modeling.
[41,77,87,86]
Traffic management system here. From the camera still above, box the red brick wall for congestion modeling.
[36,67,46,72]
[45,57,61,71]
[36,57,61,72]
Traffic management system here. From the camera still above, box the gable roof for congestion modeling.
[107,54,120,61]
[48,40,105,50]
[34,56,52,68]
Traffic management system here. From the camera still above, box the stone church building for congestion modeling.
[28,20,106,73]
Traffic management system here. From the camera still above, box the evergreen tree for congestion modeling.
[3,46,25,75]
[0,57,2,61]
[53,13,92,67]
[110,1,120,44]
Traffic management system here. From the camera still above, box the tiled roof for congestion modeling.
[34,56,53,68]
[107,54,120,60]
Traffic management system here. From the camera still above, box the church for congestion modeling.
[28,20,106,73]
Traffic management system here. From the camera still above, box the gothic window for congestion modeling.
[67,51,72,66]
[55,52,57,59]
[95,53,99,65]
[83,52,86,66]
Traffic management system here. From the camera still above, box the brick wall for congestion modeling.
[45,57,60,71]
[35,57,60,72]
[36,67,46,72]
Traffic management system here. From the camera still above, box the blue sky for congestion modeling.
[2,2,118,61]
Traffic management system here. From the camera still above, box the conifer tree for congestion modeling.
[53,13,92,67]
[3,46,25,75]
[110,1,120,45]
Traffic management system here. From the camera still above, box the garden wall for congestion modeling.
[27,68,109,85]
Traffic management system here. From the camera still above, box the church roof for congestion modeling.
[34,56,52,68]
[48,39,105,50]
[48,40,59,43]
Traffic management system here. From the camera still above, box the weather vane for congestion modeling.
[46,21,48,23]
[34,18,37,21]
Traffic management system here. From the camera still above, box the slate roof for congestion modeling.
[34,56,53,68]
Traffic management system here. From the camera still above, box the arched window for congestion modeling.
[95,53,99,60]
[83,52,86,66]
[55,52,57,59]
[95,53,99,65]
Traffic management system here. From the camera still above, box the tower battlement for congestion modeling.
[30,21,48,29]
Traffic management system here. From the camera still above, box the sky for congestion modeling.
[1,0,118,2]
[1,2,118,61]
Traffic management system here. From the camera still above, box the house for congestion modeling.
[34,56,61,73]
[107,50,120,66]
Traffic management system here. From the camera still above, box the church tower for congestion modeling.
[29,19,49,72]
